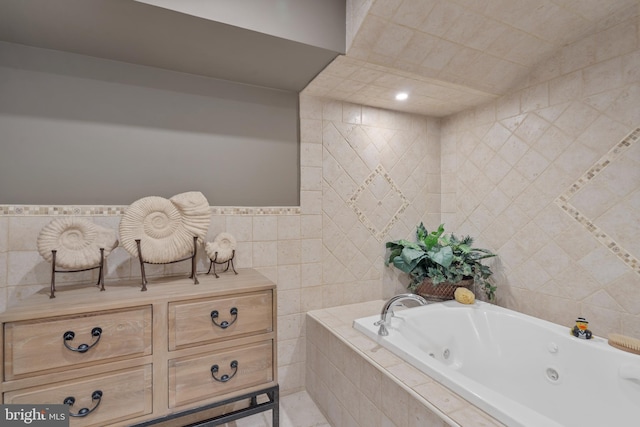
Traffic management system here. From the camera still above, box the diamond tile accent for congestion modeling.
[556,127,640,276]
[348,164,409,242]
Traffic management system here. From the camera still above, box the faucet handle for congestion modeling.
[374,319,389,336]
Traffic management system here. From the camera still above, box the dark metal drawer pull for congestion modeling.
[62,327,102,353]
[211,360,238,382]
[64,390,103,417]
[210,307,238,329]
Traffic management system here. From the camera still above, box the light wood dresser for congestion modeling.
[0,269,278,427]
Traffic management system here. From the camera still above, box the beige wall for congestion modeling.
[441,8,640,337]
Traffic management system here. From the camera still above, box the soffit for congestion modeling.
[0,0,340,92]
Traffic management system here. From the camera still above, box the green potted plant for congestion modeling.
[385,223,497,301]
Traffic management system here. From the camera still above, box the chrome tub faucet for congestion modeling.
[375,293,428,336]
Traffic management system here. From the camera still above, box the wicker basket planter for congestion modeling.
[415,277,474,302]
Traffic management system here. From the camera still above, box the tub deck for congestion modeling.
[306,300,506,427]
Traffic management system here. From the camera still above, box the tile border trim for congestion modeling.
[0,205,301,217]
[555,127,640,276]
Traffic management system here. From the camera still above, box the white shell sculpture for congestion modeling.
[205,232,237,263]
[37,218,119,269]
[119,191,211,263]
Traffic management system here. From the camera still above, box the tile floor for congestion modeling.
[221,391,331,427]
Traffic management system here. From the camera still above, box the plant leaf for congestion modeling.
[422,223,444,250]
[417,223,428,242]
[385,247,402,265]
[457,243,471,254]
[390,247,425,273]
[428,245,453,267]
[400,247,427,270]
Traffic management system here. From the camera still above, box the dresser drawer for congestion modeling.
[4,306,152,379]
[168,340,274,408]
[168,291,272,350]
[3,365,152,427]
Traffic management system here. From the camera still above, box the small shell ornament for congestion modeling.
[37,218,119,269]
[119,191,211,263]
[205,232,237,263]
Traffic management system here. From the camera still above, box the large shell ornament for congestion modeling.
[205,232,237,263]
[37,218,119,269]
[119,191,211,263]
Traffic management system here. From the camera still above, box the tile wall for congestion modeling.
[299,95,442,305]
[440,8,640,337]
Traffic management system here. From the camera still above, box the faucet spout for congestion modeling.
[375,293,428,336]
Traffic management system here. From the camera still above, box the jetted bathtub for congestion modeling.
[353,300,640,427]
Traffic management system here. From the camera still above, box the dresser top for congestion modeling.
[0,269,275,322]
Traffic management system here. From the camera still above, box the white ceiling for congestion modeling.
[305,0,640,116]
[1,0,637,117]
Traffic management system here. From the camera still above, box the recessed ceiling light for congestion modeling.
[395,92,408,101]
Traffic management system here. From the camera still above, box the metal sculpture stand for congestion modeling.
[207,250,238,278]
[135,235,199,291]
[49,248,106,299]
